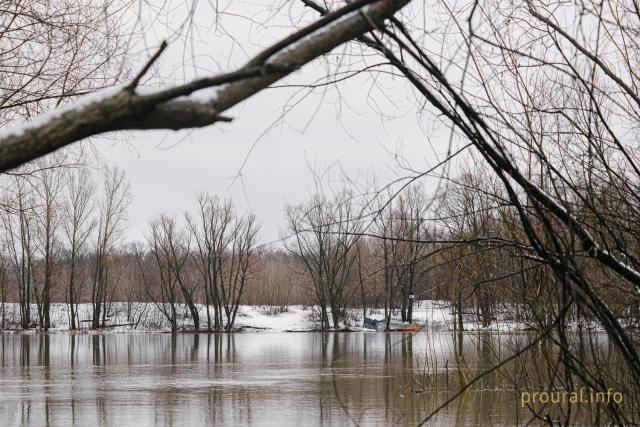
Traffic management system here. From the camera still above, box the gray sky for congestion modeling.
[94,0,450,245]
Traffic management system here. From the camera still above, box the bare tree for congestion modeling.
[186,194,258,331]
[32,156,66,329]
[222,213,259,329]
[285,191,361,330]
[0,0,131,329]
[186,195,232,331]
[372,193,406,330]
[164,216,200,331]
[396,186,431,323]
[120,243,149,327]
[0,0,411,171]
[62,167,95,329]
[0,243,7,329]
[92,166,131,329]
[297,0,640,421]
[140,215,186,332]
[0,0,129,127]
[1,175,36,328]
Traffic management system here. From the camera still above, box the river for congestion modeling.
[0,331,595,426]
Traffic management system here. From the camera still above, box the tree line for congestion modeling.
[3,155,638,335]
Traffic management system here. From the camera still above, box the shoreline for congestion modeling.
[0,300,611,334]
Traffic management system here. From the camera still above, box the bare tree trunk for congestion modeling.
[64,167,95,330]
[91,167,131,330]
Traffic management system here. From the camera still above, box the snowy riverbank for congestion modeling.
[0,300,534,333]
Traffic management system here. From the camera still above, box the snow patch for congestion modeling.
[0,300,541,333]
[0,84,126,141]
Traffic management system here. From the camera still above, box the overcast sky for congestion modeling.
[94,1,452,245]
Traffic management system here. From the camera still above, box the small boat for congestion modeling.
[363,317,386,331]
[396,325,423,333]
[363,317,425,332]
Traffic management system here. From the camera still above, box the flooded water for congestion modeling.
[0,332,572,426]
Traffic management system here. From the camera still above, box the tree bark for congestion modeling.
[0,0,411,172]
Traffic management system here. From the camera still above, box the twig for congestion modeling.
[127,40,168,91]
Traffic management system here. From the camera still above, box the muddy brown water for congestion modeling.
[0,331,599,426]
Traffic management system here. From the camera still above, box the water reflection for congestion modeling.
[0,331,604,426]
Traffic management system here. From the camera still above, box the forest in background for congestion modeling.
[2,155,638,335]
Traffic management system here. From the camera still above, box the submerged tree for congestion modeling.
[286,192,361,330]
[141,215,189,332]
[372,185,433,327]
[92,167,131,329]
[1,175,36,328]
[186,194,259,331]
[62,167,96,329]
[32,156,66,330]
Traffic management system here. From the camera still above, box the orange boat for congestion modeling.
[396,326,423,333]
[395,325,422,332]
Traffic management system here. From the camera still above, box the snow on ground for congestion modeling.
[0,300,530,333]
[234,305,316,331]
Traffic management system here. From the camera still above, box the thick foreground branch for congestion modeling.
[0,0,411,172]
